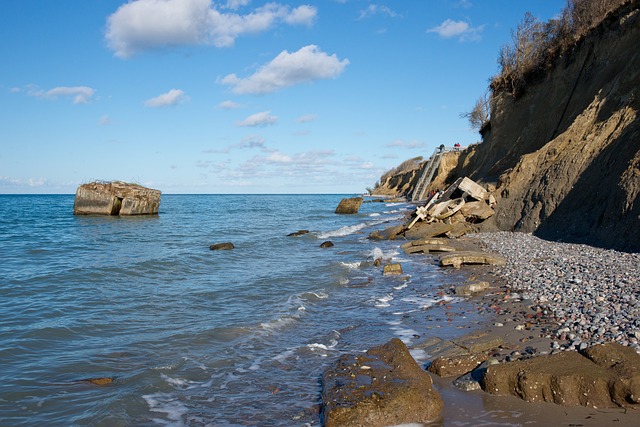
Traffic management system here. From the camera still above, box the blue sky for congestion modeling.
[0,0,565,194]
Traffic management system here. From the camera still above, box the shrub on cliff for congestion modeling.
[491,0,628,97]
[379,156,423,184]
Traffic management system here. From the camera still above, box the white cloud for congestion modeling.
[99,115,112,125]
[218,100,244,109]
[144,89,189,107]
[28,86,96,104]
[427,19,483,41]
[266,151,293,163]
[237,111,278,127]
[106,0,317,58]
[296,114,317,123]
[221,45,349,94]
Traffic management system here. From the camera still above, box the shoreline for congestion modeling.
[421,230,639,426]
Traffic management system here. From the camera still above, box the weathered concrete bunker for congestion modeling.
[73,181,161,216]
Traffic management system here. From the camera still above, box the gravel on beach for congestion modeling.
[471,232,640,353]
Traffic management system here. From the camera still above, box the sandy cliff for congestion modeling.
[381,2,640,252]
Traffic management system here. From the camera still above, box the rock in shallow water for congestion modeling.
[335,197,363,214]
[209,242,235,250]
[322,338,443,427]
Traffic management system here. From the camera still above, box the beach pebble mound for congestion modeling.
[473,232,640,353]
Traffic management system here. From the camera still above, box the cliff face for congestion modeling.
[375,166,421,197]
[380,2,639,252]
[457,2,640,252]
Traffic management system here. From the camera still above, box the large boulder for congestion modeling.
[73,181,161,216]
[481,344,640,409]
[581,343,640,407]
[335,197,363,214]
[322,338,443,427]
[460,200,495,222]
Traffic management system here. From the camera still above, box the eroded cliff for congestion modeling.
[380,2,640,252]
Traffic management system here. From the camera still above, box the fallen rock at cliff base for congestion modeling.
[481,343,640,409]
[335,197,363,214]
[440,251,506,268]
[369,224,406,240]
[460,200,495,222]
[322,338,443,427]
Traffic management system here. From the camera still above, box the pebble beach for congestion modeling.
[472,231,640,354]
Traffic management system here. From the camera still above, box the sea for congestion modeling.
[0,194,486,426]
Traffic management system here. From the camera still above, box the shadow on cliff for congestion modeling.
[535,119,640,253]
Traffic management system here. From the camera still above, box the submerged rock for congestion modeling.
[320,241,334,248]
[382,263,403,275]
[322,338,443,427]
[73,181,161,216]
[209,242,235,251]
[287,230,309,237]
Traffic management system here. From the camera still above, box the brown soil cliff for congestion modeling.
[385,2,640,252]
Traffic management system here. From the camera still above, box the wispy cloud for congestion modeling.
[237,111,278,127]
[204,134,268,154]
[99,115,112,125]
[427,19,484,41]
[144,89,189,107]
[296,114,317,123]
[358,5,400,20]
[106,0,317,58]
[27,85,96,104]
[385,139,425,149]
[218,100,245,110]
[220,45,349,94]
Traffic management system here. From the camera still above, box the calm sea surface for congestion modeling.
[0,194,477,426]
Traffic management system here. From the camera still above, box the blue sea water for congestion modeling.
[0,194,476,426]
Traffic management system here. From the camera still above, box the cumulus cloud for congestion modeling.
[221,45,349,94]
[106,0,317,58]
[28,86,96,104]
[427,19,483,41]
[237,111,278,127]
[144,89,189,107]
